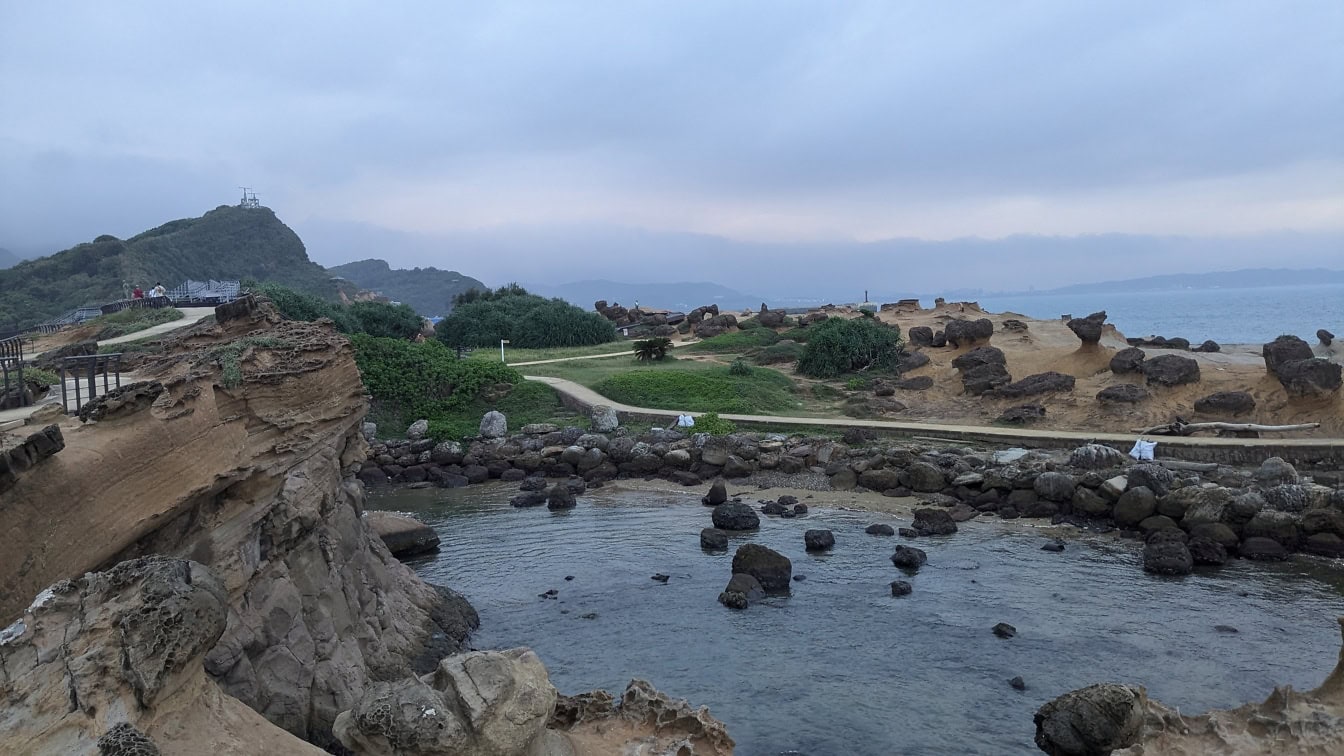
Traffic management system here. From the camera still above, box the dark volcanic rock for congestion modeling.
[1276,358,1342,397]
[732,544,792,591]
[1034,684,1146,756]
[1113,487,1157,528]
[1066,311,1107,344]
[1193,339,1221,353]
[865,523,896,536]
[911,507,958,536]
[990,371,1076,398]
[712,502,761,531]
[1187,537,1228,566]
[804,529,836,552]
[700,528,729,550]
[1319,329,1335,347]
[1097,383,1148,404]
[702,478,728,506]
[944,317,994,347]
[903,461,947,493]
[908,326,935,347]
[890,545,928,571]
[889,580,913,597]
[1193,391,1256,416]
[998,404,1046,424]
[1262,334,1314,378]
[1002,319,1029,333]
[951,345,1006,370]
[510,491,548,508]
[893,375,935,391]
[1143,539,1193,575]
[992,622,1018,638]
[1109,347,1146,375]
[1127,463,1175,497]
[547,483,577,510]
[1240,536,1289,561]
[1143,354,1200,386]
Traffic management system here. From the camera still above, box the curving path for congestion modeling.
[524,375,1344,463]
[507,339,695,366]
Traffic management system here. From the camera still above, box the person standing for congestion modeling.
[152,282,166,298]
[132,285,144,299]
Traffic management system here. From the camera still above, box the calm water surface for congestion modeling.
[374,483,1344,756]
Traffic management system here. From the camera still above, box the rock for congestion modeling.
[1033,684,1146,756]
[1128,464,1175,497]
[1194,340,1221,353]
[1113,487,1157,528]
[859,468,902,492]
[1034,472,1076,503]
[893,375,935,391]
[547,483,577,510]
[1193,391,1256,416]
[731,544,792,591]
[1189,522,1240,552]
[717,590,748,610]
[1109,347,1146,375]
[365,511,441,557]
[97,723,162,756]
[998,404,1046,424]
[510,491,548,508]
[699,528,730,551]
[1302,508,1344,537]
[702,478,728,506]
[904,461,947,492]
[712,502,760,531]
[1303,533,1344,557]
[890,545,928,571]
[361,421,378,442]
[1276,358,1343,397]
[1319,328,1335,346]
[991,371,1076,398]
[911,507,958,536]
[1003,319,1029,333]
[865,523,896,536]
[1243,510,1301,549]
[944,317,995,347]
[1143,354,1200,386]
[890,580,913,597]
[992,622,1017,638]
[1254,456,1299,486]
[1188,537,1228,566]
[1262,484,1310,513]
[1066,311,1107,344]
[722,455,753,478]
[1041,540,1066,552]
[908,326,935,346]
[479,410,507,438]
[76,381,165,422]
[431,441,465,465]
[332,648,555,756]
[721,573,765,604]
[1100,475,1129,500]
[948,503,979,522]
[1097,383,1148,404]
[589,404,619,433]
[1143,538,1193,575]
[952,345,1007,370]
[1009,676,1027,691]
[519,476,548,492]
[898,527,919,537]
[1068,444,1128,470]
[1239,536,1289,561]
[1262,334,1314,378]
[1072,487,1111,517]
[804,529,835,552]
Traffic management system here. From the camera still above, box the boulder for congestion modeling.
[993,622,1017,638]
[1187,537,1228,566]
[701,479,728,506]
[1109,347,1146,375]
[890,580,913,597]
[890,545,928,571]
[1034,472,1076,503]
[731,544,792,592]
[1303,533,1344,558]
[479,410,508,438]
[1242,510,1301,549]
[911,508,957,536]
[1276,358,1342,397]
[1193,391,1256,416]
[1254,456,1298,486]
[893,375,935,391]
[859,468,902,492]
[908,326,935,347]
[333,648,555,756]
[1066,311,1108,345]
[1319,329,1335,347]
[804,529,836,552]
[711,502,760,531]
[990,372,1076,398]
[944,318,994,347]
[903,461,946,493]
[722,455,754,478]
[547,483,577,510]
[1262,484,1310,513]
[951,345,1007,370]
[1033,684,1146,756]
[1128,464,1175,497]
[865,523,896,536]
[998,404,1046,424]
[1071,487,1111,517]
[1239,536,1289,561]
[365,511,440,557]
[1193,340,1221,353]
[1096,384,1148,404]
[1113,486,1157,528]
[1139,514,1181,536]
[720,573,765,605]
[700,528,729,550]
[589,404,619,433]
[510,491,548,508]
[1262,335,1314,378]
[1068,444,1128,470]
[1143,354,1200,386]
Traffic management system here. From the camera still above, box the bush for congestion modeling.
[423,379,572,441]
[796,318,904,379]
[437,285,617,349]
[255,282,361,333]
[752,341,804,365]
[728,358,752,376]
[693,411,737,435]
[348,301,424,339]
[633,337,673,362]
[779,327,810,342]
[351,334,520,422]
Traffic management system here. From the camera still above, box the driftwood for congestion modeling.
[1156,460,1220,473]
[1132,420,1321,437]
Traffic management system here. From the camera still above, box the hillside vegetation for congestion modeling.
[328,258,485,316]
[0,205,343,329]
[436,284,618,349]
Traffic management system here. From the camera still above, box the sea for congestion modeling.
[972,283,1344,345]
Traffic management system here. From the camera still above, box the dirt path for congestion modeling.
[507,339,695,366]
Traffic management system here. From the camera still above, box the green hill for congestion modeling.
[0,205,343,330]
[328,259,486,316]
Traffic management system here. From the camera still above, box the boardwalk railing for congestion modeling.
[60,353,123,415]
[1,336,29,409]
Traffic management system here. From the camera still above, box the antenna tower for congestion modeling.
[238,187,260,209]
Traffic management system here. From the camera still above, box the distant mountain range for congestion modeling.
[1025,267,1344,296]
[526,280,765,312]
[327,259,485,316]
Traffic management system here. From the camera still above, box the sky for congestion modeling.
[1,1,1341,293]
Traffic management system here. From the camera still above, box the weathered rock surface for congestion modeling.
[945,317,994,347]
[804,529,836,551]
[1193,391,1256,416]
[1066,311,1108,345]
[1033,683,1146,755]
[1097,384,1148,404]
[911,507,958,536]
[589,404,619,433]
[712,501,761,531]
[479,410,507,438]
[554,679,734,756]
[731,544,792,592]
[1109,347,1146,375]
[365,511,442,557]
[1143,354,1201,386]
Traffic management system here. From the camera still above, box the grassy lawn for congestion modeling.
[462,340,638,364]
[680,328,779,354]
[89,307,184,340]
[369,379,586,441]
[594,366,804,414]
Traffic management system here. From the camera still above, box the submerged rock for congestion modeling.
[890,580,913,597]
[702,479,728,506]
[700,528,729,550]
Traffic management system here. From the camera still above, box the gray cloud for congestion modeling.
[1,1,1340,283]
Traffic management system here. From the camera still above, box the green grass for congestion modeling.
[462,340,636,364]
[424,380,584,441]
[593,365,802,415]
[98,335,166,355]
[22,367,60,386]
[682,328,779,354]
[90,307,184,340]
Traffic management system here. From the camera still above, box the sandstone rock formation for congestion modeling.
[366,511,442,557]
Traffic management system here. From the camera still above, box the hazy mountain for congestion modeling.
[1034,267,1344,295]
[526,280,766,312]
[0,205,342,329]
[0,248,18,269]
[327,259,486,316]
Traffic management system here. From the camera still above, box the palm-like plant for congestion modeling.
[633,337,673,362]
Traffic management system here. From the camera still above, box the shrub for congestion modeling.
[633,337,673,362]
[693,411,737,435]
[23,367,60,386]
[845,376,871,391]
[254,282,360,333]
[796,317,904,379]
[351,334,520,422]
[812,383,843,400]
[437,285,617,349]
[779,327,810,342]
[348,301,424,339]
[752,341,804,365]
[728,358,752,376]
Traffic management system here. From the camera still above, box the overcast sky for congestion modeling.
[1,1,1340,287]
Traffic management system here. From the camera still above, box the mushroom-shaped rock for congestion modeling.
[1319,328,1335,347]
[731,544,792,592]
[1033,683,1146,756]
[1066,311,1107,344]
[701,479,728,506]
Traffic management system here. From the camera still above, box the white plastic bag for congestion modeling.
[1129,438,1156,461]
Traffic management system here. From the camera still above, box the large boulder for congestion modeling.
[1113,486,1157,528]
[1242,510,1301,549]
[952,345,1007,371]
[911,508,957,536]
[1193,391,1256,416]
[1109,347,1146,375]
[333,648,555,756]
[1096,384,1148,404]
[1262,335,1314,378]
[990,372,1076,398]
[712,502,760,531]
[908,326,935,347]
[1276,358,1342,397]
[944,318,994,347]
[702,479,728,506]
[547,483,577,510]
[903,461,947,493]
[963,364,1013,395]
[1142,354,1200,386]
[1254,457,1299,486]
[1033,683,1146,756]
[1068,444,1128,470]
[1143,539,1193,575]
[700,528,729,550]
[1065,311,1108,345]
[890,545,928,571]
[804,529,836,552]
[406,419,430,440]
[589,404,619,433]
[998,404,1046,424]
[1034,472,1076,503]
[365,511,440,557]
[731,544,792,592]
[1127,464,1175,497]
[479,410,508,438]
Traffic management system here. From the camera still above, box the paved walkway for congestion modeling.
[29,307,217,360]
[524,375,1344,460]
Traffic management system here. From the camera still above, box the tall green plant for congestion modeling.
[796,317,904,378]
[436,287,617,349]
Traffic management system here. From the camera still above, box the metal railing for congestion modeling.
[1,336,29,408]
[60,353,122,415]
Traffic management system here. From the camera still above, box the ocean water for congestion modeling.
[375,484,1344,756]
[973,283,1344,345]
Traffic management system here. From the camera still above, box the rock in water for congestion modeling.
[589,404,619,433]
[1009,676,1027,691]
[365,511,440,557]
[865,523,896,536]
[1033,683,1146,756]
[712,502,760,531]
[702,478,728,506]
[1143,539,1193,575]
[890,545,928,571]
[911,508,958,536]
[700,528,729,550]
[731,544,792,592]
[993,622,1017,638]
[890,580,913,597]
[479,410,507,438]
[547,483,577,510]
[804,529,835,552]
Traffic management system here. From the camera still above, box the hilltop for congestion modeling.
[327,259,485,316]
[0,205,342,329]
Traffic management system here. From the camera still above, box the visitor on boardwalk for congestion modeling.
[152,282,166,298]
[132,285,144,299]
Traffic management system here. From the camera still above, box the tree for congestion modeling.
[437,287,618,349]
[349,301,424,339]
[796,317,904,378]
